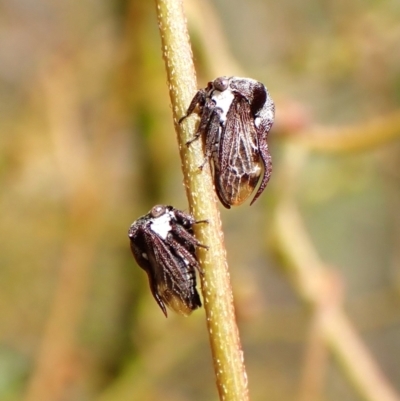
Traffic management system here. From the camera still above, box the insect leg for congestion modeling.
[165,234,204,274]
[197,107,222,170]
[170,223,209,252]
[178,89,207,123]
[193,219,209,226]
[185,97,217,149]
[171,209,196,227]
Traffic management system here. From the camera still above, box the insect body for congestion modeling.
[128,205,207,317]
[179,76,275,208]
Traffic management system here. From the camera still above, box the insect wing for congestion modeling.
[128,222,153,273]
[216,96,262,207]
[128,224,168,316]
[148,232,201,316]
[128,210,202,317]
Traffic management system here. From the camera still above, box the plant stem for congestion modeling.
[154,0,249,400]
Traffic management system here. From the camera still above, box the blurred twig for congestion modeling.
[286,110,400,153]
[186,0,400,155]
[297,309,329,401]
[184,0,243,78]
[273,144,400,401]
[154,0,249,400]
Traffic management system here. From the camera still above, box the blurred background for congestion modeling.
[1,0,400,400]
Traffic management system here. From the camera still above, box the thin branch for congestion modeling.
[154,1,249,400]
[286,110,400,153]
[297,310,329,401]
[272,144,400,401]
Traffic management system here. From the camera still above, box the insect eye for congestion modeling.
[206,81,213,90]
[213,77,229,92]
[150,205,166,218]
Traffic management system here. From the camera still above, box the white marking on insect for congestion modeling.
[211,89,235,123]
[142,253,148,260]
[150,213,172,240]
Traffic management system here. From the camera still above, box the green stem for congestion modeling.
[155,1,249,400]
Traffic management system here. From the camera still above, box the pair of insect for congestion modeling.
[129,76,275,316]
